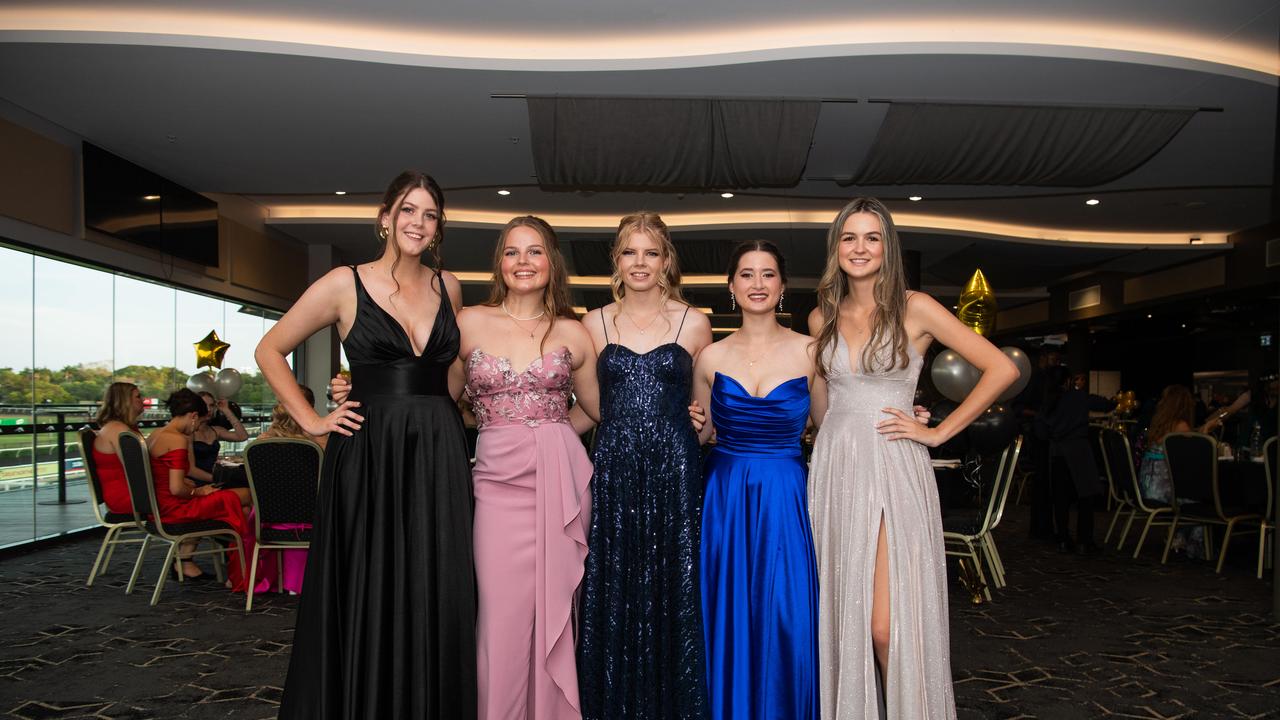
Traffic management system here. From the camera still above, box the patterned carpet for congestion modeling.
[1,510,1278,719]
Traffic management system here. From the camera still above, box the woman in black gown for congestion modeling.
[255,171,475,718]
[576,212,713,719]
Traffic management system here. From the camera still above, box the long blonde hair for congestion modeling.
[814,197,910,377]
[95,382,139,428]
[484,216,576,353]
[609,212,686,338]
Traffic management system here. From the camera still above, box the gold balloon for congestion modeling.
[193,330,230,369]
[956,557,986,605]
[957,269,997,336]
[1114,390,1138,415]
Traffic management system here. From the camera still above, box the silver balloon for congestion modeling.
[186,371,216,396]
[998,346,1032,401]
[931,350,981,402]
[214,367,243,399]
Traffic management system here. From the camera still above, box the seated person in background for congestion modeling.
[254,383,323,595]
[189,391,249,487]
[1138,384,1219,558]
[148,389,254,587]
[91,382,146,514]
[259,384,328,450]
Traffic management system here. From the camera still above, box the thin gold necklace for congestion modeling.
[620,301,661,335]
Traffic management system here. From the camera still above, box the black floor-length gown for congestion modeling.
[279,267,476,719]
[577,309,708,720]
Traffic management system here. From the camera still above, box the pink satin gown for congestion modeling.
[466,346,593,720]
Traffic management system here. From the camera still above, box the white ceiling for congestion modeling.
[0,1,1276,294]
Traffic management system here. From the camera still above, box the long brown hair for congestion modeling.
[95,382,139,427]
[609,212,686,338]
[484,216,576,353]
[376,170,446,300]
[1147,385,1196,446]
[814,197,910,377]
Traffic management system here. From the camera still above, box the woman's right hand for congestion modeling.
[304,400,364,437]
[328,374,352,404]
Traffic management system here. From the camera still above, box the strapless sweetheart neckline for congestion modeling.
[715,372,808,400]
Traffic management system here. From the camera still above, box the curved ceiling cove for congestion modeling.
[1,7,1277,79]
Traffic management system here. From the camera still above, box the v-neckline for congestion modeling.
[355,267,442,358]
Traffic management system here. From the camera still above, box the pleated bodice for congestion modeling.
[345,267,457,399]
[710,373,809,457]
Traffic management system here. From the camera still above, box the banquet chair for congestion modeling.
[116,431,247,606]
[1163,432,1260,571]
[1259,436,1276,579]
[944,436,1022,600]
[77,426,146,587]
[1097,428,1148,552]
[243,437,322,611]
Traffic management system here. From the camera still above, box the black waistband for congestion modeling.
[350,362,449,397]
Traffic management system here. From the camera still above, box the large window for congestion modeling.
[0,243,287,548]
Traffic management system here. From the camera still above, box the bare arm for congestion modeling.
[879,293,1018,446]
[570,327,601,424]
[211,399,249,442]
[254,268,364,437]
[692,346,717,445]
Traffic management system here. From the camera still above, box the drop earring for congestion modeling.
[730,292,736,311]
[778,292,784,312]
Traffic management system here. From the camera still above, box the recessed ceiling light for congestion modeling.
[1181,323,1187,328]
[142,194,160,201]
[1085,198,1100,206]
[497,189,511,196]
[720,192,734,199]
[334,191,346,196]
[1146,313,1153,319]
[908,195,923,202]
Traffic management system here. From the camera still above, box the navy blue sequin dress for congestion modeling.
[578,308,708,720]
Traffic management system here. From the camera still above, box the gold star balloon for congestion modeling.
[957,269,997,336]
[193,330,230,369]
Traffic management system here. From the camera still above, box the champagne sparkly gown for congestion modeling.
[808,335,957,719]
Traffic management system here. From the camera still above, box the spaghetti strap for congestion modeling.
[601,308,610,344]
[674,306,691,342]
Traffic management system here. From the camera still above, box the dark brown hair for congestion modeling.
[376,170,446,299]
[726,239,788,286]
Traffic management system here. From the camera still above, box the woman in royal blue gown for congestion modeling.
[691,240,820,720]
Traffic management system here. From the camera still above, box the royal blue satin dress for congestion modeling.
[700,373,819,720]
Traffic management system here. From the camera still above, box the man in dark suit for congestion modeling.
[1035,370,1115,554]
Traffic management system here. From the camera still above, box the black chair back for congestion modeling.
[1163,432,1216,509]
[77,426,105,508]
[116,430,159,529]
[244,438,322,536]
[1100,428,1137,502]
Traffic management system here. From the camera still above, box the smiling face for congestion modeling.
[380,186,440,258]
[615,230,669,294]
[837,211,885,280]
[500,224,552,294]
[730,250,784,314]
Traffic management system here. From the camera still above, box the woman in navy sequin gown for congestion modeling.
[577,213,713,720]
[692,240,820,720]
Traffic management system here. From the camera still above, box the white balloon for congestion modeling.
[930,350,980,402]
[998,346,1032,401]
[186,371,216,396]
[214,367,243,399]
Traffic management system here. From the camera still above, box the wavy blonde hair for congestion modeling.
[265,385,316,439]
[814,197,910,377]
[609,212,686,338]
[484,216,576,354]
[95,382,139,428]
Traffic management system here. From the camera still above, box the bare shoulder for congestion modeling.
[677,303,711,330]
[807,306,824,335]
[314,265,357,294]
[581,306,606,328]
[439,269,463,296]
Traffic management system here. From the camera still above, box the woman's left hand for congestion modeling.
[878,407,943,446]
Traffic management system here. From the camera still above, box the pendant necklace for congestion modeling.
[502,301,546,340]
[620,302,661,335]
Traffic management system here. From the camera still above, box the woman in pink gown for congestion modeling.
[458,215,599,720]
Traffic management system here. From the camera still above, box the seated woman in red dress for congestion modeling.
[146,388,254,590]
[91,382,146,515]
